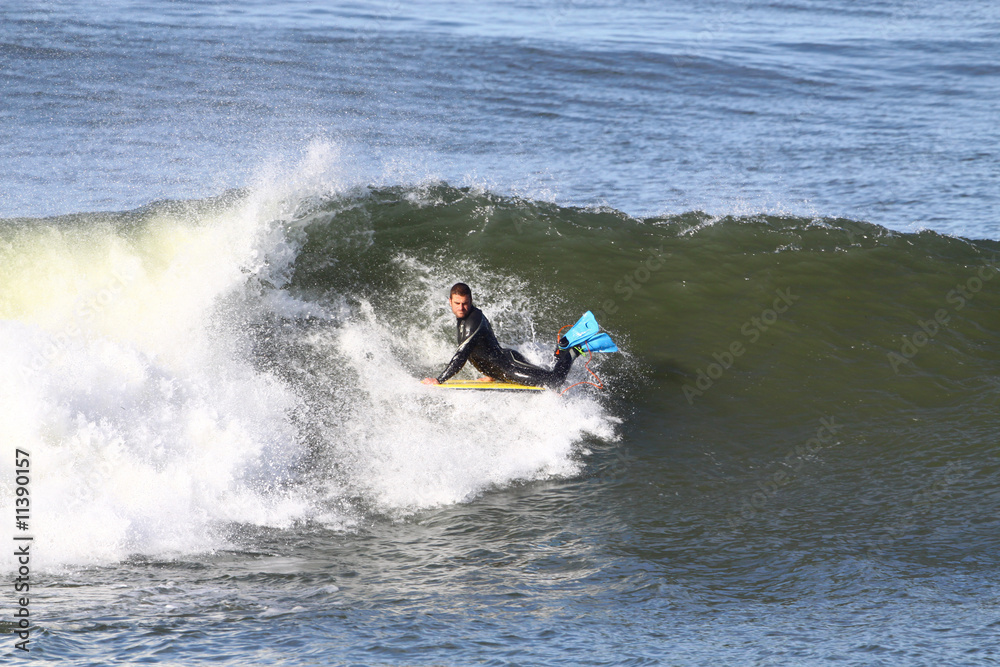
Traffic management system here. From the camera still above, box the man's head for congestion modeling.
[449,282,473,319]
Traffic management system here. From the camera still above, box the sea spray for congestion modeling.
[0,197,311,568]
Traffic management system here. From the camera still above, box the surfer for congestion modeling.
[422,283,614,388]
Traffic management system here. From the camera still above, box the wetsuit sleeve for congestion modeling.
[436,311,484,383]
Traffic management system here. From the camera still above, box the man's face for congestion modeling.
[449,293,472,319]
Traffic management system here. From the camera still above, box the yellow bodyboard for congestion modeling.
[435,380,545,392]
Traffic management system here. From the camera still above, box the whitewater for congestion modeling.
[0,151,618,570]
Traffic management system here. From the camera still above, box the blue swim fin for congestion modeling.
[579,332,618,353]
[562,311,600,348]
[560,311,618,352]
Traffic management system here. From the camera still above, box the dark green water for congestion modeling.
[3,185,999,663]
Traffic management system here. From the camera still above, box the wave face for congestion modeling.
[2,167,999,569]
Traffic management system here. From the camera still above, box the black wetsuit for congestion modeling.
[436,307,576,388]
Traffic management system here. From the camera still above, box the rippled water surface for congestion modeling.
[2,1,999,664]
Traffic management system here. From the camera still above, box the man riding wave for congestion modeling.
[422,283,616,389]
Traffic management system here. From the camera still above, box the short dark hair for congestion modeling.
[449,282,472,300]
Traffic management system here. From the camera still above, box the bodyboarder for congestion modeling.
[421,283,616,389]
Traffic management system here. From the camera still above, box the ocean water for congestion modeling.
[2,1,999,664]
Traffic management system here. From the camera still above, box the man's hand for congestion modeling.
[477,376,494,382]
[421,377,440,385]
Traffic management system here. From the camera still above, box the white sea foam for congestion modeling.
[305,296,616,512]
[0,187,315,569]
[0,144,618,569]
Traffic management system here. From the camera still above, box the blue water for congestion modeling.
[3,1,1000,664]
[4,1,998,236]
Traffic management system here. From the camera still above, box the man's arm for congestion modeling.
[434,334,477,383]
[425,310,484,384]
